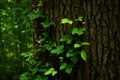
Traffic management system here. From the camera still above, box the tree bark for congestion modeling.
[33,0,120,80]
[82,0,120,80]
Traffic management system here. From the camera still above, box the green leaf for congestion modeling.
[74,43,81,48]
[56,45,64,54]
[72,27,86,35]
[52,71,57,76]
[60,35,72,44]
[32,68,39,74]
[45,42,56,51]
[20,52,33,58]
[28,12,41,19]
[61,18,69,24]
[72,28,78,35]
[56,45,64,50]
[81,42,90,46]
[50,49,58,54]
[65,67,72,74]
[68,20,73,25]
[61,18,73,25]
[50,45,64,55]
[59,57,63,62]
[80,50,87,61]
[37,0,43,7]
[44,68,55,75]
[60,63,67,70]
[60,36,67,41]
[39,38,45,42]
[66,51,74,57]
[19,73,28,80]
[35,76,42,80]
[71,56,78,64]
[76,16,83,21]
[28,59,37,65]
[41,21,54,28]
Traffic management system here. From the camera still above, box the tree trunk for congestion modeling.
[33,0,120,80]
[82,0,120,80]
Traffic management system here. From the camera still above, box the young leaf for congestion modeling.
[52,71,57,76]
[68,20,73,25]
[74,43,81,48]
[76,16,83,21]
[81,42,90,46]
[60,63,67,70]
[61,18,73,25]
[44,68,55,75]
[44,70,52,75]
[61,18,69,24]
[80,50,87,61]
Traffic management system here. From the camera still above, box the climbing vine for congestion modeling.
[19,0,89,80]
[40,17,89,75]
[20,16,89,80]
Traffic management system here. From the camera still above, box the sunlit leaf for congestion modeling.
[68,20,73,25]
[76,16,83,21]
[74,43,81,48]
[80,50,87,61]
[61,18,73,25]
[44,68,55,75]
[61,18,69,24]
[52,71,57,76]
[81,42,90,46]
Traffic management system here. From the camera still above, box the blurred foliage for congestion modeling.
[0,0,33,79]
